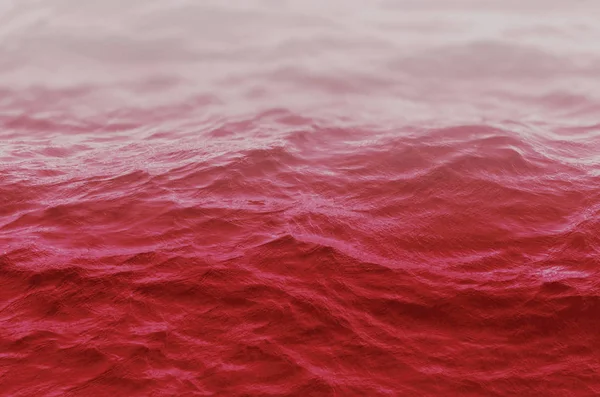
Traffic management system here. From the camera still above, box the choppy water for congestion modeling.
[1,1,600,396]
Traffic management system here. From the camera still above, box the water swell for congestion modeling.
[2,1,600,395]
[1,114,599,395]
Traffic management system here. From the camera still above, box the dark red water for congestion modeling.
[1,1,600,396]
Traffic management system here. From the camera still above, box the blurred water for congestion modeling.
[2,0,600,128]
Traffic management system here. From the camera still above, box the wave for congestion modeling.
[1,114,599,396]
[2,0,600,394]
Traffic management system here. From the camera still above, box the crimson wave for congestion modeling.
[1,113,599,396]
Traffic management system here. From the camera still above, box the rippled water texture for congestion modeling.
[1,1,600,396]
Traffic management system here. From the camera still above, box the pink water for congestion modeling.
[1,1,600,396]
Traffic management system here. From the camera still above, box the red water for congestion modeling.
[1,1,600,396]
